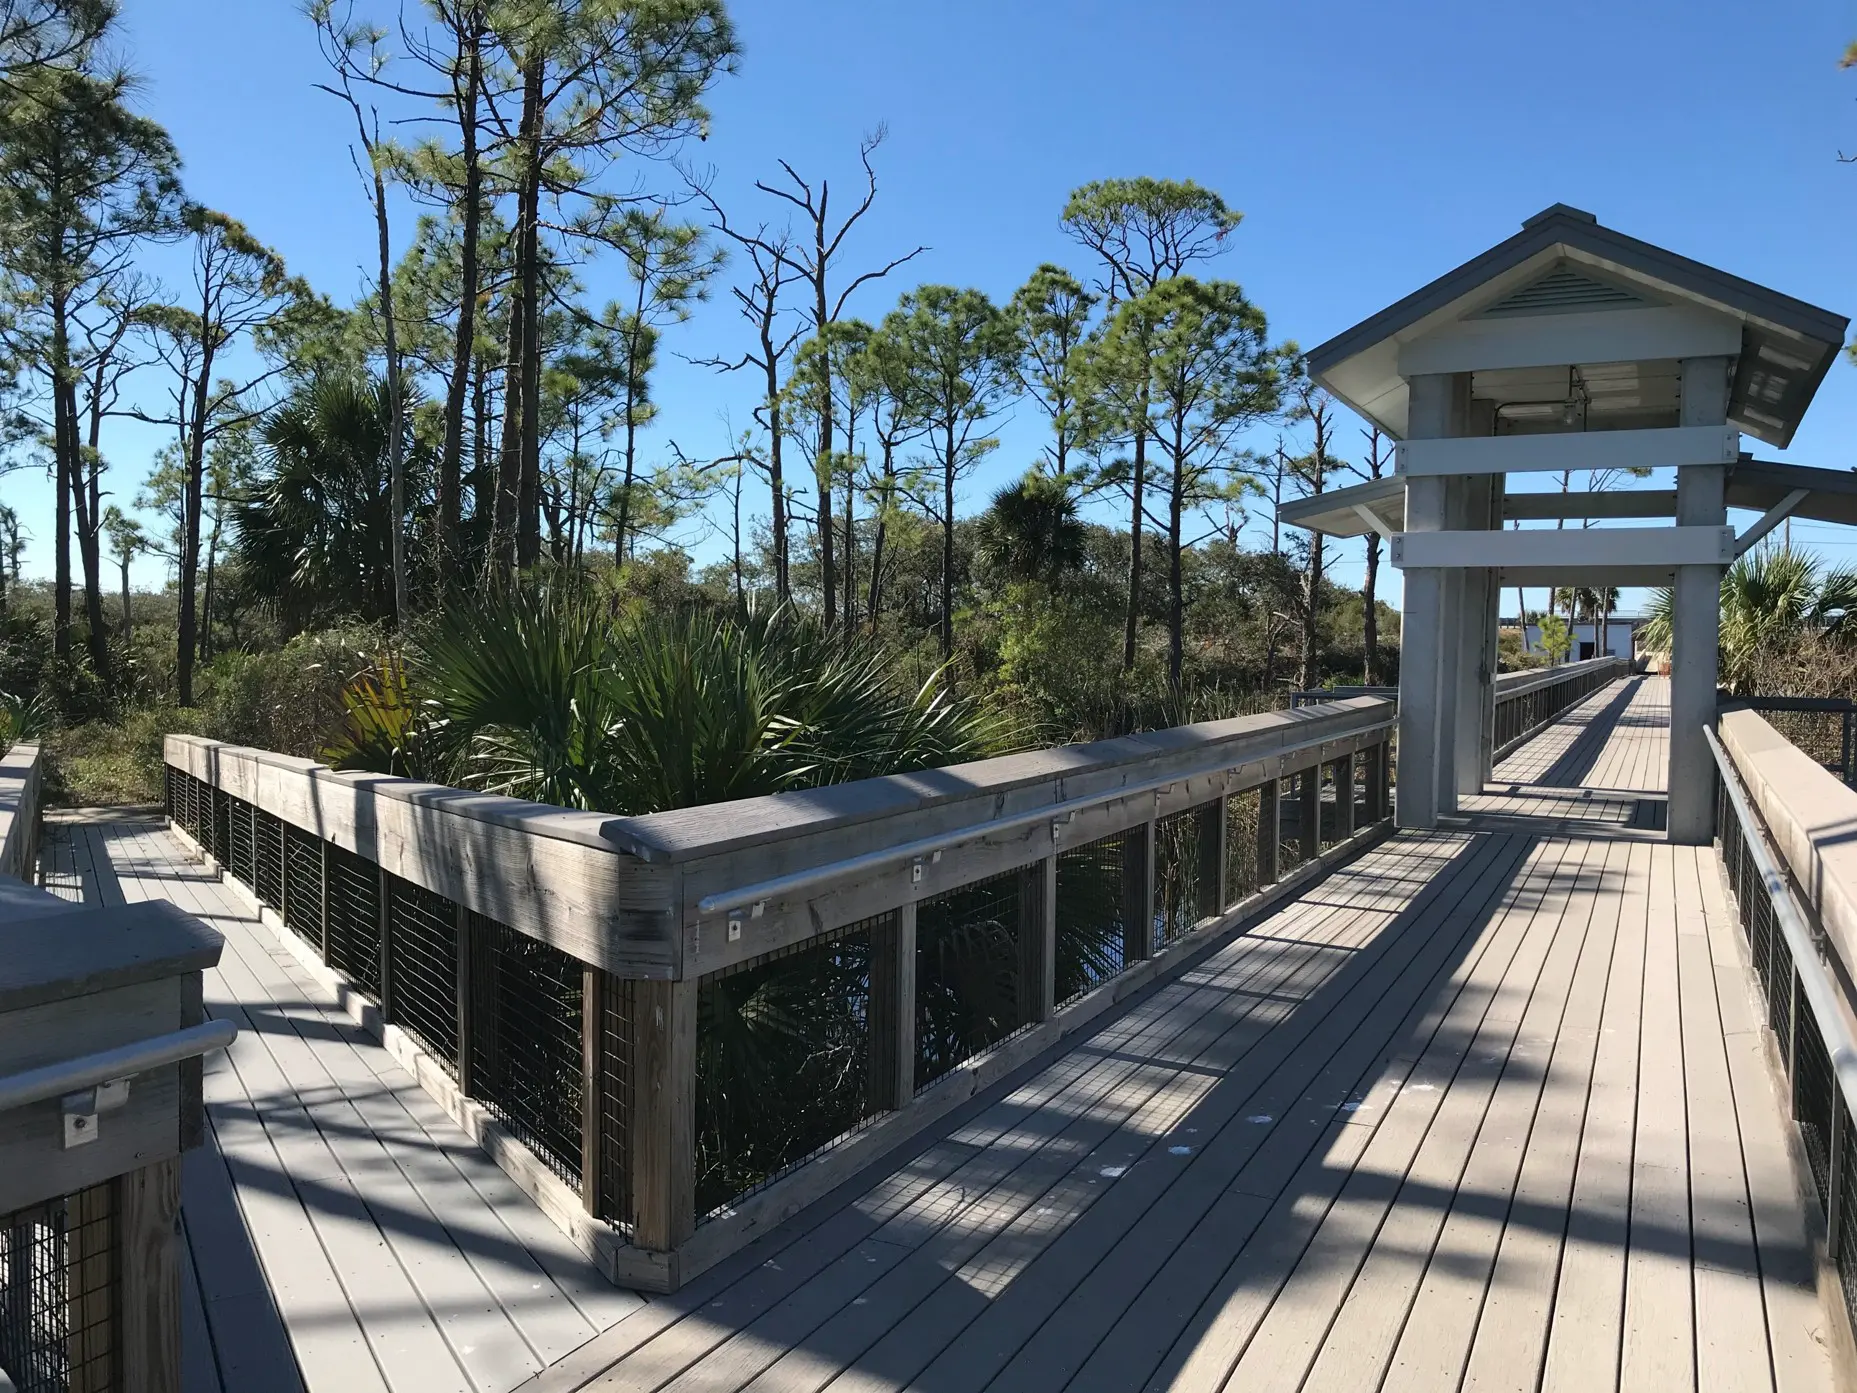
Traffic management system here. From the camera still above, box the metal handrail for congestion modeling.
[0,1019,238,1113]
[1705,725,1857,1105]
[698,707,1397,918]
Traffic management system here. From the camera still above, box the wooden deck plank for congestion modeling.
[1165,836,1586,1393]
[1674,845,1777,1393]
[1534,838,1652,1393]
[1297,835,1605,1392]
[742,835,1515,1393]
[1383,834,1628,1393]
[1696,843,1841,1393]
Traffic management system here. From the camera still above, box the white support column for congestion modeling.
[1452,474,1496,800]
[1397,372,1471,829]
[1669,355,1731,844]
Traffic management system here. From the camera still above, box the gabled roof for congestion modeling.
[1306,205,1848,449]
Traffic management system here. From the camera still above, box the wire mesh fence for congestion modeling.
[1153,803,1217,950]
[1224,785,1262,906]
[915,870,1033,1090]
[0,1184,117,1393]
[1714,759,1857,1336]
[281,824,325,952]
[596,974,633,1228]
[1054,830,1132,1008]
[695,917,881,1219]
[384,875,460,1076]
[467,912,584,1188]
[323,844,382,1000]
[253,809,285,912]
[225,795,254,886]
[1737,700,1856,786]
[1278,775,1310,878]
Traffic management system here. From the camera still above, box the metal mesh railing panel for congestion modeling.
[225,796,254,885]
[1838,1100,1857,1323]
[281,825,324,951]
[252,810,285,911]
[1153,804,1213,950]
[467,913,583,1187]
[696,917,882,1219]
[210,787,230,865]
[1794,993,1834,1204]
[1224,785,1262,905]
[1770,930,1795,1075]
[384,876,459,1075]
[1056,830,1132,1007]
[0,1184,117,1393]
[916,871,1031,1089]
[598,974,632,1229]
[323,845,381,1000]
[1278,775,1310,877]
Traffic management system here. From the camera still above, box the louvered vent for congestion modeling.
[1477,267,1647,318]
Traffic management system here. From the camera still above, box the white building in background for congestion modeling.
[1505,614,1648,662]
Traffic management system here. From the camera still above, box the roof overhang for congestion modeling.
[1279,457,1857,540]
[1306,205,1848,449]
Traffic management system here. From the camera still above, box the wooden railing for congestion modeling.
[163,696,1396,1291]
[1714,707,1857,1353]
[0,740,43,885]
[1490,656,1629,758]
[1,742,231,1393]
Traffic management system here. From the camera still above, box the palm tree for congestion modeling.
[231,374,432,631]
[975,470,1087,584]
[1642,545,1857,692]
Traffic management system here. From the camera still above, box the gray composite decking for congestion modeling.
[39,811,644,1393]
[40,674,1846,1392]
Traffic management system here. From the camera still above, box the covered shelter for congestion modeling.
[1283,204,1851,842]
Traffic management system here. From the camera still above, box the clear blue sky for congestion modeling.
[20,0,1857,616]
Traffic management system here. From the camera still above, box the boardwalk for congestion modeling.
[40,813,644,1393]
[41,675,1843,1392]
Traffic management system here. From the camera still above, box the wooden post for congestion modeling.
[1017,857,1055,1025]
[869,903,918,1110]
[1257,779,1281,885]
[581,966,606,1219]
[1299,765,1321,862]
[631,977,698,1252]
[118,1159,181,1393]
[454,904,475,1095]
[1197,796,1227,920]
[1334,754,1356,841]
[1122,819,1154,961]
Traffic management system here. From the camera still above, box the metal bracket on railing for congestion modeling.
[61,1077,130,1148]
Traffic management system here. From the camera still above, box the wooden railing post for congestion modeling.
[1299,764,1321,862]
[119,1158,181,1393]
[318,840,331,963]
[1018,857,1056,1025]
[1334,753,1356,841]
[869,903,917,1111]
[1123,818,1155,960]
[1257,778,1281,884]
[1197,796,1227,919]
[632,977,698,1252]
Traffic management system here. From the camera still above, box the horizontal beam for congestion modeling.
[1397,425,1739,478]
[1502,489,1677,521]
[1395,303,1742,378]
[1391,524,1734,571]
[1492,565,1697,587]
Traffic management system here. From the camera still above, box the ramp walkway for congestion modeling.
[41,676,1840,1392]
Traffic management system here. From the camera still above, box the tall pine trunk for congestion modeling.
[868,439,893,633]
[176,333,215,706]
[939,418,954,660]
[515,57,543,570]
[51,297,72,660]
[436,13,482,587]
[1122,427,1145,674]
